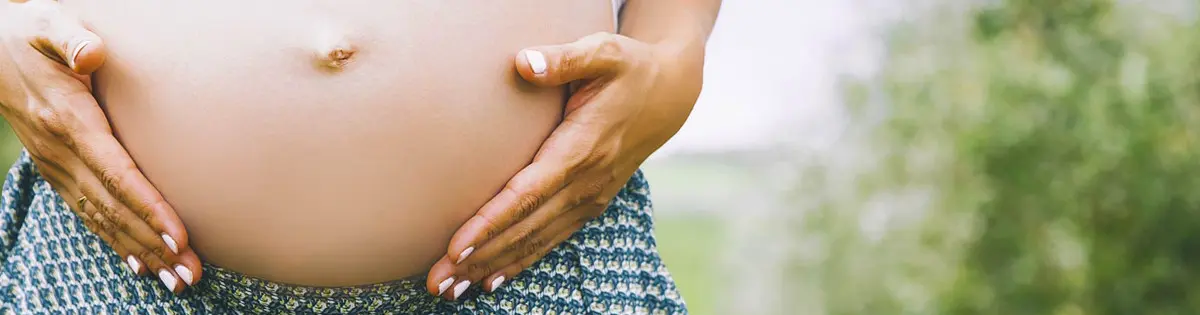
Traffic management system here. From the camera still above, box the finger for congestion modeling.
[24,0,107,74]
[483,221,584,293]
[37,165,143,277]
[69,190,145,276]
[514,32,631,87]
[72,133,190,258]
[76,166,181,263]
[23,26,185,260]
[81,180,203,286]
[454,201,595,282]
[173,248,203,287]
[78,160,200,287]
[456,171,614,265]
[83,217,146,276]
[424,256,458,298]
[111,225,185,294]
[444,162,571,265]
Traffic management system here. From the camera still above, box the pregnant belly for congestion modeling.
[63,0,612,286]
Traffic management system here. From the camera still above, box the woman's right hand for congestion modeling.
[0,0,200,293]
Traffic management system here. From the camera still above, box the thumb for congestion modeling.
[28,1,106,75]
[62,31,106,75]
[514,32,631,87]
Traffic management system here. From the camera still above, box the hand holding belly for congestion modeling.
[426,31,706,300]
[0,0,197,294]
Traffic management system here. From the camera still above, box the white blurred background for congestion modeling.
[641,1,860,313]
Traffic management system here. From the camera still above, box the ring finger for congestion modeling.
[483,220,585,293]
[73,162,181,265]
[74,196,146,275]
[106,218,186,294]
[42,162,153,278]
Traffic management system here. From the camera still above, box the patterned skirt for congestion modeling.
[0,152,687,314]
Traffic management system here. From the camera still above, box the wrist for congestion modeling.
[648,31,707,78]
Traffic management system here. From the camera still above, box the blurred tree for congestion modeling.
[792,0,1200,314]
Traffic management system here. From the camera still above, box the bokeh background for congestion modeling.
[3,0,1199,314]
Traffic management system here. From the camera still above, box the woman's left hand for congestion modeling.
[425,31,705,300]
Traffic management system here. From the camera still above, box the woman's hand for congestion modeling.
[425,31,705,299]
[0,0,199,293]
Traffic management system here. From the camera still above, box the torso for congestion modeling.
[61,0,612,286]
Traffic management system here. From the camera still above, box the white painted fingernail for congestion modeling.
[436,277,455,296]
[456,247,474,264]
[157,269,177,292]
[174,265,194,286]
[490,276,505,292]
[452,280,471,300]
[125,255,141,274]
[525,50,547,74]
[162,234,179,254]
[69,40,90,70]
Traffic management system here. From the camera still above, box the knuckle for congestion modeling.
[536,242,555,257]
[28,150,58,168]
[98,217,117,234]
[96,200,118,221]
[135,249,158,266]
[591,32,626,69]
[111,214,131,232]
[576,214,595,225]
[468,263,493,277]
[140,208,153,222]
[476,216,501,240]
[579,180,608,208]
[594,32,623,56]
[559,146,598,175]
[34,107,71,141]
[504,181,544,218]
[508,229,534,252]
[133,198,165,226]
[589,198,610,214]
[583,32,616,48]
[513,193,541,218]
[587,199,610,213]
[97,162,134,194]
[579,149,605,167]
[78,214,95,229]
[143,198,168,216]
[525,238,546,257]
[148,244,165,258]
[26,136,62,163]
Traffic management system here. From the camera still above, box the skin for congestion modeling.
[2,0,718,300]
[77,0,610,287]
[425,0,724,299]
[0,0,198,294]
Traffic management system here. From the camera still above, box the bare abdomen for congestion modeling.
[63,0,612,286]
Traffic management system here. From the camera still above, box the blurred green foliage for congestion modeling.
[796,0,1200,314]
[0,120,23,166]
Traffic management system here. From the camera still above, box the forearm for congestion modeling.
[618,0,722,56]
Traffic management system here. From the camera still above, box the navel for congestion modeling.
[312,26,358,71]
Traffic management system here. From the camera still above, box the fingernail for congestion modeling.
[456,247,474,264]
[162,234,179,254]
[436,277,455,296]
[525,50,547,74]
[452,280,471,300]
[490,276,505,292]
[174,265,194,286]
[69,40,90,70]
[125,255,141,274]
[157,269,177,292]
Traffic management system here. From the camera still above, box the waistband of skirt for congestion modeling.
[194,263,447,313]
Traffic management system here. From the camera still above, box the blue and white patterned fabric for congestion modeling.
[0,151,687,314]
